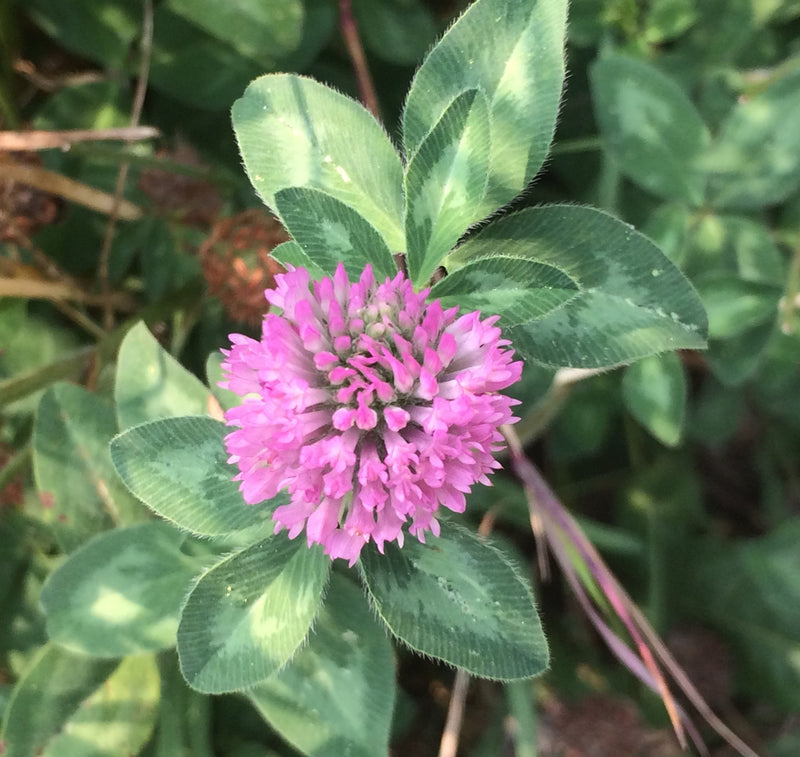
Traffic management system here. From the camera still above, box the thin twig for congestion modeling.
[13,59,106,92]
[338,0,381,121]
[0,126,159,151]
[0,219,69,283]
[625,587,765,757]
[98,0,154,330]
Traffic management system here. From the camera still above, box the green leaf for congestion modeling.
[431,255,579,326]
[403,0,567,215]
[151,654,214,757]
[23,0,140,68]
[0,515,35,659]
[642,202,693,269]
[591,55,711,205]
[622,352,687,447]
[279,0,339,74]
[705,69,800,209]
[0,646,158,757]
[548,375,619,461]
[166,0,303,67]
[33,78,129,135]
[274,187,398,279]
[680,0,755,66]
[110,416,277,537]
[688,377,743,444]
[360,525,548,680]
[752,332,800,428]
[706,320,776,387]
[643,0,699,43]
[206,352,240,413]
[115,322,213,430]
[686,519,800,711]
[232,74,405,252]
[771,730,800,757]
[0,300,81,413]
[405,89,490,285]
[248,574,395,757]
[684,214,786,285]
[33,383,144,552]
[141,222,202,304]
[566,0,607,47]
[440,205,708,368]
[149,7,261,110]
[177,537,330,693]
[41,522,202,657]
[695,274,780,340]
[720,216,785,285]
[353,0,438,65]
[269,239,327,279]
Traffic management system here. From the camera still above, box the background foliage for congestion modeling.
[1,0,800,755]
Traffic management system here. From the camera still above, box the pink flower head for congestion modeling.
[220,263,522,565]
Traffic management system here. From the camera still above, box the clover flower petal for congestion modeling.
[220,263,522,565]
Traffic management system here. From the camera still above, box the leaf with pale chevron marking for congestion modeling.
[360,524,548,680]
[275,187,397,279]
[233,74,405,252]
[178,537,330,693]
[248,575,395,757]
[111,416,280,537]
[591,55,711,205]
[270,239,326,279]
[431,255,579,326]
[403,0,567,216]
[404,88,490,285]
[440,206,708,368]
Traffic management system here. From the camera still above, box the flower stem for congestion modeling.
[437,670,470,757]
[0,347,95,405]
[0,444,30,493]
[505,681,538,757]
[550,135,603,156]
[515,367,609,445]
[339,0,381,121]
[780,239,800,335]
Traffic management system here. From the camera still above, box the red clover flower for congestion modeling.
[220,263,522,565]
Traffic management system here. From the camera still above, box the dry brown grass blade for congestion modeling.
[0,276,137,310]
[503,426,760,757]
[438,670,471,757]
[0,127,159,151]
[0,157,143,219]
